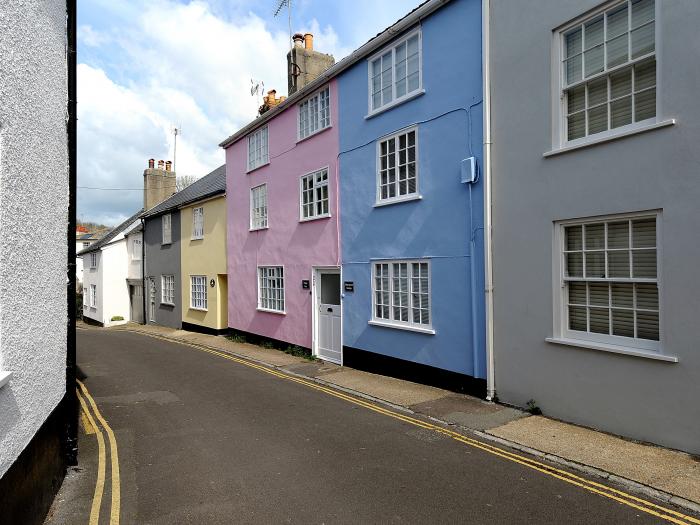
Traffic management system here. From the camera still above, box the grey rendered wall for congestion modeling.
[490,0,700,453]
[144,213,181,329]
[0,1,68,475]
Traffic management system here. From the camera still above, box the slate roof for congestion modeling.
[141,164,226,219]
[77,233,98,240]
[77,209,144,256]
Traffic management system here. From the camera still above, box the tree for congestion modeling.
[176,175,198,192]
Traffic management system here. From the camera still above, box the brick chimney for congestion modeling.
[287,32,335,95]
[143,158,176,210]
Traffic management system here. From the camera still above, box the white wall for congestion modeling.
[125,231,142,281]
[101,240,131,326]
[0,0,68,477]
[82,251,103,324]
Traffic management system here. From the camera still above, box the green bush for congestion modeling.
[111,315,124,321]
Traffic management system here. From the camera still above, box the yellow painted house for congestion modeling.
[179,166,228,333]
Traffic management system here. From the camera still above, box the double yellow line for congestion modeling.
[130,330,699,525]
[77,379,120,525]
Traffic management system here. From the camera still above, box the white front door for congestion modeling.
[315,269,341,364]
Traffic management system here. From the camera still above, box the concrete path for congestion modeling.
[47,327,700,523]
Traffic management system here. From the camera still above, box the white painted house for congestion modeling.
[75,231,100,288]
[79,212,143,327]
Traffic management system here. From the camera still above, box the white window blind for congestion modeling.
[192,207,204,239]
[299,87,331,140]
[372,260,430,328]
[132,239,142,260]
[369,32,421,113]
[89,284,97,307]
[563,0,656,142]
[190,275,207,309]
[258,266,284,312]
[300,168,329,220]
[562,215,659,346]
[247,126,269,171]
[162,213,172,244]
[378,128,417,203]
[161,275,175,304]
[250,184,268,230]
[90,252,97,268]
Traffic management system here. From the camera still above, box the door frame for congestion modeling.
[311,266,343,365]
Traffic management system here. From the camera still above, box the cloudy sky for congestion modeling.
[77,0,417,226]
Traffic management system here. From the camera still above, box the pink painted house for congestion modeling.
[221,75,342,363]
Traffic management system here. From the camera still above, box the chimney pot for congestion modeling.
[304,33,313,50]
[165,161,172,172]
[148,158,155,169]
[158,160,164,169]
[293,33,304,47]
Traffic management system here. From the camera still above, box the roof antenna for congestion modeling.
[172,125,181,172]
[273,0,293,54]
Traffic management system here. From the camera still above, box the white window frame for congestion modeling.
[375,126,419,206]
[90,252,98,269]
[161,274,175,305]
[298,85,332,141]
[552,211,663,354]
[299,167,330,222]
[247,126,269,172]
[553,0,660,149]
[367,29,423,116]
[192,207,204,239]
[250,184,268,231]
[82,241,90,248]
[370,259,434,334]
[190,275,208,310]
[89,284,97,308]
[132,238,142,261]
[162,213,172,245]
[257,266,285,314]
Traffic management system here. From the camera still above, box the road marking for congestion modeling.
[80,408,96,435]
[117,330,700,525]
[78,379,121,525]
[77,388,106,525]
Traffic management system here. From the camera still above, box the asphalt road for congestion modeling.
[72,328,677,524]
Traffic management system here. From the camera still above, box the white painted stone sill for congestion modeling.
[0,371,13,389]
[543,119,676,158]
[546,337,678,363]
[368,320,435,335]
[364,89,426,120]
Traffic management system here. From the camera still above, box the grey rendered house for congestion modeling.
[142,165,226,329]
[488,0,700,453]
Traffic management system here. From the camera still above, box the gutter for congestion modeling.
[219,0,452,149]
[65,0,78,466]
[482,0,496,401]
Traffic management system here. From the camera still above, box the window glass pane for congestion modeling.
[585,252,606,278]
[606,34,628,68]
[632,218,656,247]
[608,251,630,277]
[565,225,583,250]
[568,113,586,140]
[566,253,583,278]
[584,45,604,77]
[565,27,582,58]
[569,306,587,331]
[632,249,656,278]
[634,59,656,91]
[636,311,659,340]
[607,221,629,248]
[567,86,585,113]
[589,307,610,334]
[584,17,604,49]
[587,78,607,107]
[565,56,583,85]
[634,88,656,121]
[588,104,608,134]
[612,309,635,337]
[631,23,654,58]
[589,283,609,306]
[585,224,604,249]
[321,273,340,305]
[568,282,587,304]
[636,283,658,310]
[607,4,628,38]
[610,70,632,99]
[612,283,633,307]
[611,97,633,128]
[631,0,654,29]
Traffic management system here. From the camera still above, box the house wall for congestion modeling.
[101,240,131,326]
[144,212,182,328]
[226,80,340,348]
[0,0,69,515]
[490,0,700,453]
[181,196,228,331]
[338,0,486,378]
[81,251,103,323]
[125,231,142,281]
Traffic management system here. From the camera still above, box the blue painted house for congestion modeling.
[338,0,486,391]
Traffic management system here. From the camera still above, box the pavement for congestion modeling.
[45,323,700,524]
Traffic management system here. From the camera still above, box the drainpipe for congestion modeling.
[141,218,146,324]
[65,0,78,466]
[482,0,496,401]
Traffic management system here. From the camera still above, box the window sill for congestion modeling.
[299,214,331,223]
[365,89,426,119]
[544,119,676,158]
[249,226,269,232]
[247,161,270,174]
[191,236,204,241]
[545,337,678,363]
[374,194,422,208]
[368,319,435,335]
[297,125,331,144]
[190,307,208,312]
[0,371,12,389]
[161,242,171,246]
[257,307,286,315]
[161,302,175,307]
